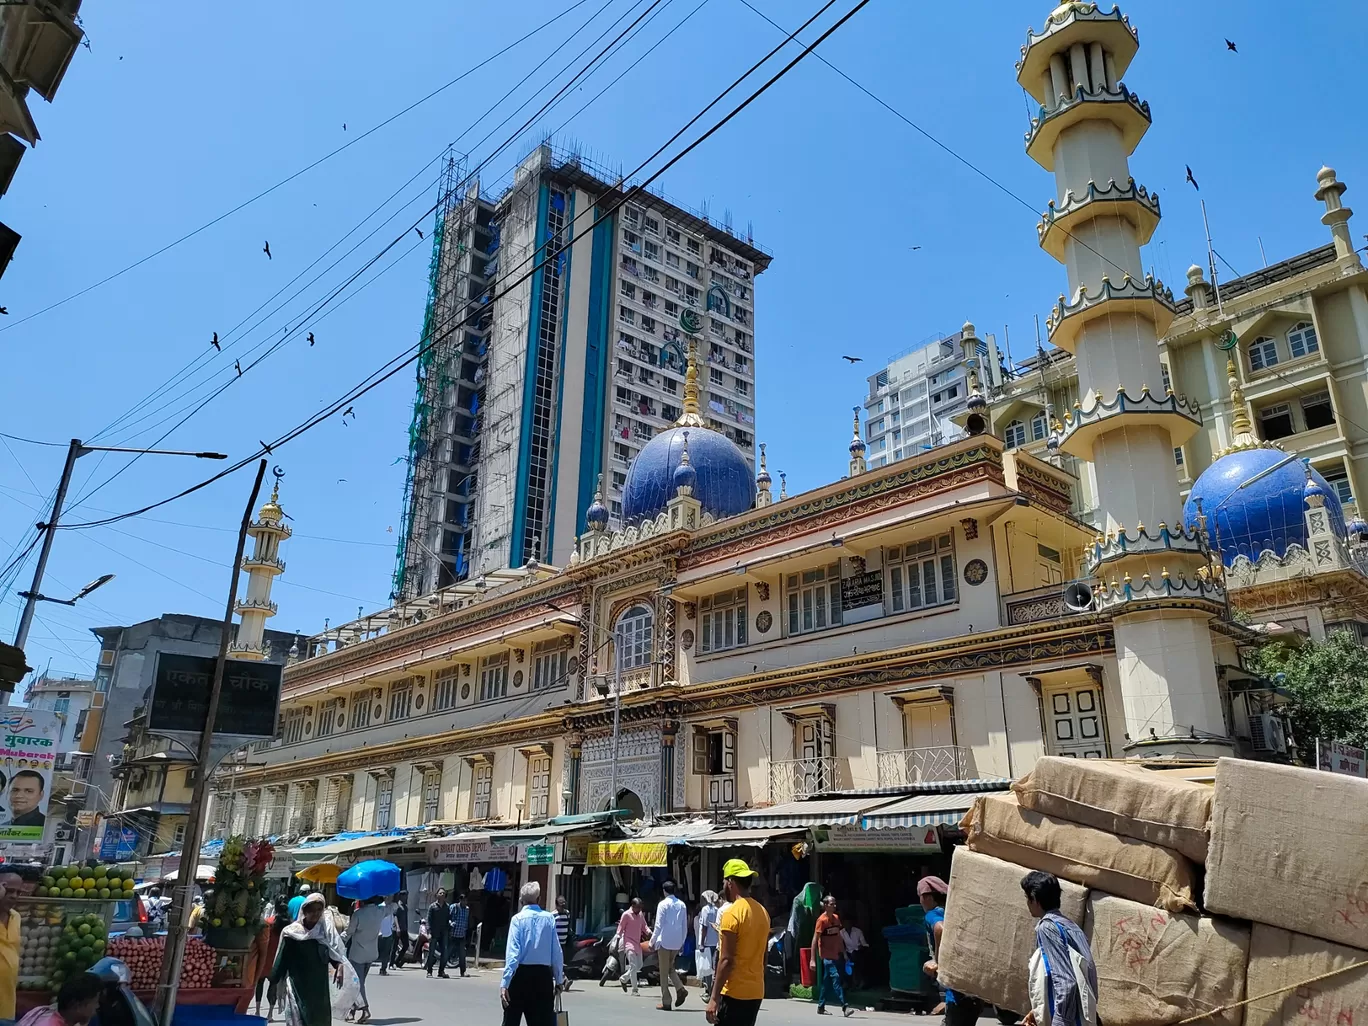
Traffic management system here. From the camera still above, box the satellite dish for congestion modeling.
[1063,580,1095,612]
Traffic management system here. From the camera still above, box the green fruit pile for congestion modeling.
[38,864,135,900]
[43,913,107,991]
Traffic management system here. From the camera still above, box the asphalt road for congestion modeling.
[323,962,943,1025]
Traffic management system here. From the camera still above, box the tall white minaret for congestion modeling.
[1020,3,1232,756]
[231,477,290,660]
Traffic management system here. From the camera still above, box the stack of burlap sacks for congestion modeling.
[938,757,1368,1026]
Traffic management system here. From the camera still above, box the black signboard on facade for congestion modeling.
[841,570,883,611]
[148,653,282,739]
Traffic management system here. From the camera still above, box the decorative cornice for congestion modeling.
[1088,520,1208,571]
[1037,177,1161,261]
[1046,273,1177,353]
[682,443,1003,567]
[1094,569,1225,616]
[1025,84,1151,171]
[1017,4,1137,83]
[1050,384,1201,459]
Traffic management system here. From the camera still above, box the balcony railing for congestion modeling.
[769,756,846,804]
[876,745,970,787]
[1000,582,1076,626]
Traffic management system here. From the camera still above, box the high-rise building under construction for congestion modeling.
[394,144,771,600]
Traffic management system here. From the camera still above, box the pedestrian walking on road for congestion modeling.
[553,896,575,991]
[269,893,347,1026]
[1021,871,1097,1026]
[705,860,770,1026]
[810,896,852,1017]
[343,896,385,1022]
[616,898,650,995]
[500,881,564,1026]
[448,893,471,977]
[425,888,450,978]
[253,899,290,1017]
[391,897,409,968]
[288,884,312,924]
[377,899,395,977]
[652,880,689,1010]
[696,891,721,1000]
[920,876,982,1026]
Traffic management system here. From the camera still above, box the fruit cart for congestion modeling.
[15,897,116,1014]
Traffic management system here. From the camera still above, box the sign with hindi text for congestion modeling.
[587,841,668,868]
[0,708,60,842]
[148,653,282,739]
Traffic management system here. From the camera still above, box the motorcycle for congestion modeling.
[88,958,158,1026]
[566,927,615,980]
[597,931,659,988]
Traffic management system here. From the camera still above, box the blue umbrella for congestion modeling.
[336,859,402,901]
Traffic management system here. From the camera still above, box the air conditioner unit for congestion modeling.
[1249,712,1288,755]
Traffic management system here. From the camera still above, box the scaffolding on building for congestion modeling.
[392,149,493,601]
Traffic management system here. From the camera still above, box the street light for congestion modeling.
[13,439,228,656]
[17,574,115,607]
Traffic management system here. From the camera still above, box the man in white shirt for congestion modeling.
[378,899,395,977]
[841,920,869,989]
[650,880,689,1011]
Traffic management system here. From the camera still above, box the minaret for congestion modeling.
[231,477,291,660]
[755,443,773,507]
[848,408,867,476]
[1020,3,1232,755]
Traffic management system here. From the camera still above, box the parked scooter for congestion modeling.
[88,958,158,1026]
[598,931,660,987]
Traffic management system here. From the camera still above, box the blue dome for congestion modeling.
[622,426,755,524]
[1183,447,1346,566]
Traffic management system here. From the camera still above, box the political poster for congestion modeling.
[0,707,60,842]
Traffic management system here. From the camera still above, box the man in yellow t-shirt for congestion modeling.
[0,869,24,1024]
[705,859,771,1026]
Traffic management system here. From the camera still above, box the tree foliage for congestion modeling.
[1252,629,1368,749]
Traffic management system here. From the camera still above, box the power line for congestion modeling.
[57,0,870,533]
[0,0,600,337]
[0,432,67,448]
[62,0,668,510]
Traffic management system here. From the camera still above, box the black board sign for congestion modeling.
[148,653,282,738]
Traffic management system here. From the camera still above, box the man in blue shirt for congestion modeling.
[501,881,563,1026]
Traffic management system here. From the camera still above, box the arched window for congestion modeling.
[1249,336,1279,371]
[615,604,654,670]
[1004,420,1027,448]
[1287,321,1319,359]
[1030,411,1049,441]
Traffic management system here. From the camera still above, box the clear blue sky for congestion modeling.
[2,0,1364,680]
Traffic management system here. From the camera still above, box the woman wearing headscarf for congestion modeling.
[919,875,983,1026]
[269,893,348,1026]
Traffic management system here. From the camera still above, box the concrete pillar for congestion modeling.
[1069,43,1089,95]
[1049,54,1069,104]
[1089,42,1107,91]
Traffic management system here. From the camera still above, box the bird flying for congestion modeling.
[842,356,863,364]
[1225,39,1237,52]
[909,246,921,251]
[342,406,355,418]
[1185,165,1199,191]
[234,360,242,375]
[0,307,9,315]
[263,240,272,260]
[415,227,424,240]
[210,332,220,352]
[307,331,315,346]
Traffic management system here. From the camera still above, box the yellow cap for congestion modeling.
[722,858,757,880]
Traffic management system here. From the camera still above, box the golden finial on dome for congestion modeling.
[1216,356,1262,456]
[675,338,706,429]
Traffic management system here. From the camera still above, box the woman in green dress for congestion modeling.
[269,893,348,1026]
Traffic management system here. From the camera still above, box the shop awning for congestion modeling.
[735,796,903,829]
[859,791,999,830]
[624,820,716,844]
[688,828,806,848]
[290,833,416,865]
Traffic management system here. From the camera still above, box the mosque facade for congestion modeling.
[213,3,1368,853]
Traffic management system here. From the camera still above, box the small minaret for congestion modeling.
[232,476,291,660]
[755,443,773,507]
[778,471,788,501]
[666,431,703,530]
[585,474,610,533]
[848,407,867,476]
[1314,166,1361,268]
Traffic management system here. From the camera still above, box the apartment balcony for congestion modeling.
[768,757,847,804]
[876,746,971,787]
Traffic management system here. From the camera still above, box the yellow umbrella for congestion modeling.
[296,862,342,884]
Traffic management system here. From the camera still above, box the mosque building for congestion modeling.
[209,1,1368,929]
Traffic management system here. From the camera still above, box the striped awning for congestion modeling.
[823,777,1014,798]
[859,791,997,830]
[688,828,806,849]
[736,795,903,829]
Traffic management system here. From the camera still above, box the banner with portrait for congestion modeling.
[0,707,60,841]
